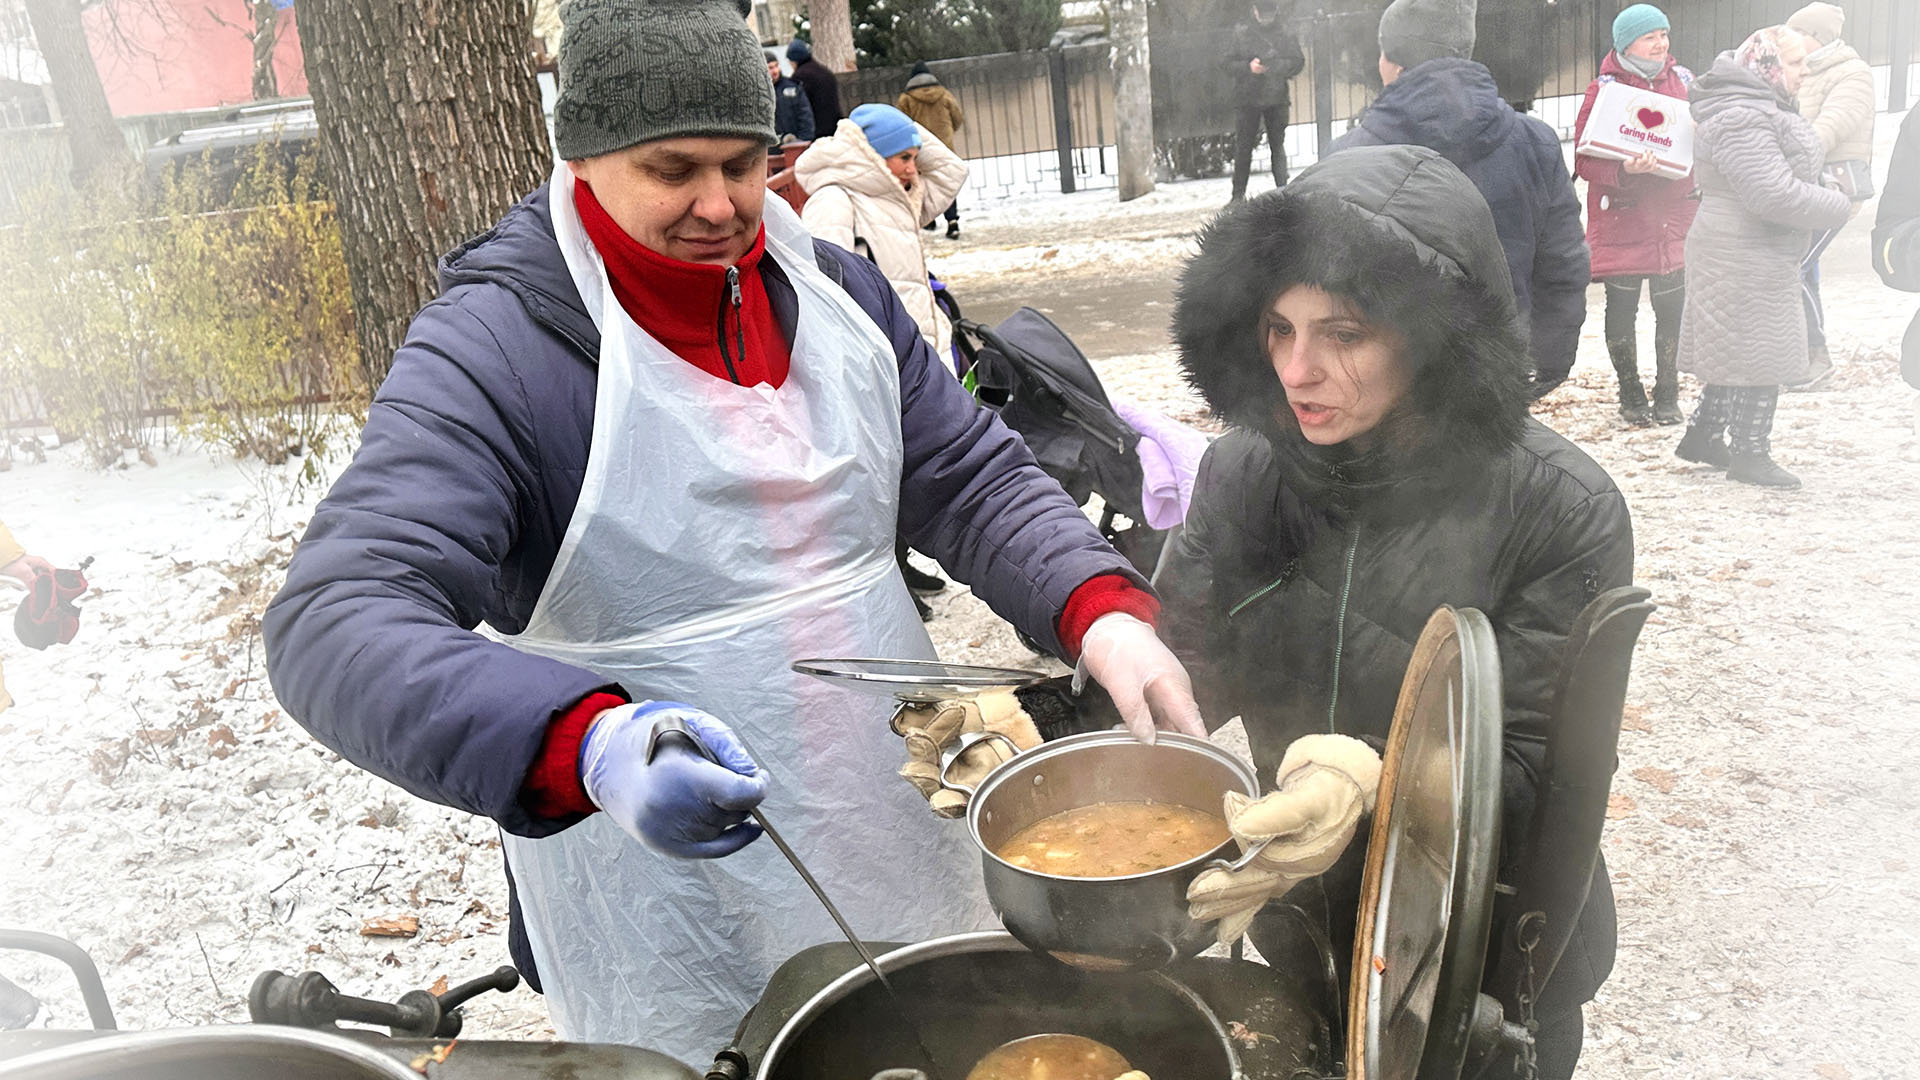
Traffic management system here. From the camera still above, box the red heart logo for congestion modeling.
[1636,107,1666,130]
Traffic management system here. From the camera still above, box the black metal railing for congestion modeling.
[831,0,1915,197]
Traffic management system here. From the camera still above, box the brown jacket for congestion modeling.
[897,75,964,149]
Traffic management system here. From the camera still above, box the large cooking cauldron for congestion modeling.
[750,932,1330,1080]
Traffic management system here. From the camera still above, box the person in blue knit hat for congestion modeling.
[1573,2,1700,426]
[798,102,972,607]
[797,103,967,359]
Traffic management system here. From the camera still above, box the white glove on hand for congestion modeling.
[893,689,1043,818]
[1185,733,1382,946]
[1075,613,1205,744]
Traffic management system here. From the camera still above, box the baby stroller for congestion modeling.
[948,306,1172,577]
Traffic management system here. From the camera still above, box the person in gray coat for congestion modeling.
[1673,25,1850,489]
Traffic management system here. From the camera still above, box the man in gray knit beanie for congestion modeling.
[1326,0,1592,409]
[262,0,1209,1063]
[1377,0,1476,76]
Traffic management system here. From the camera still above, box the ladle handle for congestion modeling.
[1201,834,1276,875]
[934,729,1023,797]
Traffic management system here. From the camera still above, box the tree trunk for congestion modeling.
[299,0,551,386]
[22,0,132,190]
[1111,0,1154,201]
[251,0,281,100]
[807,0,858,71]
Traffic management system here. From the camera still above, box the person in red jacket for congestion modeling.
[1574,4,1699,426]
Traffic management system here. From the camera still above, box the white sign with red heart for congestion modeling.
[1576,81,1696,180]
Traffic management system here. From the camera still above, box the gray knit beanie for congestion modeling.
[554,0,776,161]
[1378,0,1477,69]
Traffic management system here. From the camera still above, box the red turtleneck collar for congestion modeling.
[574,178,791,388]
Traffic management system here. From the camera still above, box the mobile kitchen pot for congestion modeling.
[947,730,1262,972]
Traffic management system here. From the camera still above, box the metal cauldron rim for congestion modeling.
[965,730,1261,883]
[752,930,1245,1080]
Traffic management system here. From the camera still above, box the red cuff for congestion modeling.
[1055,574,1159,662]
[521,691,629,820]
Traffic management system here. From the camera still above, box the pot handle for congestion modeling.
[935,729,1023,798]
[1201,834,1276,875]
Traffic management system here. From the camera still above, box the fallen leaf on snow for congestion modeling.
[1039,248,1059,261]
[430,974,450,996]
[306,943,324,954]
[360,916,420,938]
[1814,1065,1850,1080]
[1631,767,1677,794]
[1606,794,1637,820]
[1620,705,1652,734]
[409,1040,457,1073]
[208,725,237,748]
[1663,812,1707,830]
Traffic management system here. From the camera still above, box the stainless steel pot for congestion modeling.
[945,730,1262,972]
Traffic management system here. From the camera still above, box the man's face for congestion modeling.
[570,137,769,266]
[1378,52,1403,85]
[768,58,781,82]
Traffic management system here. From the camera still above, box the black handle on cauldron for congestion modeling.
[249,965,519,1038]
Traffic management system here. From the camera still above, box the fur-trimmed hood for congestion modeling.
[1172,143,1532,515]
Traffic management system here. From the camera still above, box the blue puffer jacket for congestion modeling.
[262,185,1141,984]
[1329,59,1591,383]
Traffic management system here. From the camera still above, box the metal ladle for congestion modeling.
[645,716,952,1080]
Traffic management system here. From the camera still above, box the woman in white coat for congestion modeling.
[798,103,967,360]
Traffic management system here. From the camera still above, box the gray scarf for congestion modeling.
[1619,51,1665,81]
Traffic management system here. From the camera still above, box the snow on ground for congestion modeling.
[3,113,1918,1076]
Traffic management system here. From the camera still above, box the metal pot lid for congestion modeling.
[1346,606,1504,1080]
[790,658,1053,703]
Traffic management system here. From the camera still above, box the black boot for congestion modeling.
[946,220,960,240]
[912,591,934,621]
[1651,338,1683,425]
[1675,425,1731,469]
[896,540,946,595]
[1727,450,1801,489]
[1610,337,1652,426]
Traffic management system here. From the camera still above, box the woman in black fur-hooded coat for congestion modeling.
[1158,145,1633,1077]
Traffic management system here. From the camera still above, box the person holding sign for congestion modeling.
[1574,5,1698,427]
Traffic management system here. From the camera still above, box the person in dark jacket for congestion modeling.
[1161,145,1633,1080]
[263,0,1202,1061]
[1328,0,1590,398]
[1575,4,1698,426]
[786,36,843,140]
[897,60,966,237]
[1872,106,1920,389]
[765,48,814,143]
[1225,0,1305,202]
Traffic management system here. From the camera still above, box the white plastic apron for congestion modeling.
[496,166,992,1065]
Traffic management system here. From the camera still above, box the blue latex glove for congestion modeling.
[578,701,770,858]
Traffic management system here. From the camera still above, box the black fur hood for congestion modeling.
[1172,144,1533,515]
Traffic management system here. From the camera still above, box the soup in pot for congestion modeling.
[964,1033,1145,1080]
[993,801,1230,878]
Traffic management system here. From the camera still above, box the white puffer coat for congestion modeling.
[796,119,967,357]
[1796,40,1876,165]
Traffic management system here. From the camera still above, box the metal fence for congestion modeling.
[837,43,1119,199]
[836,0,1918,195]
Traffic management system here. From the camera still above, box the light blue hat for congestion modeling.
[850,103,921,159]
[1612,4,1669,56]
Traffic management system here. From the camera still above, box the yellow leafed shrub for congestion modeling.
[0,139,365,475]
